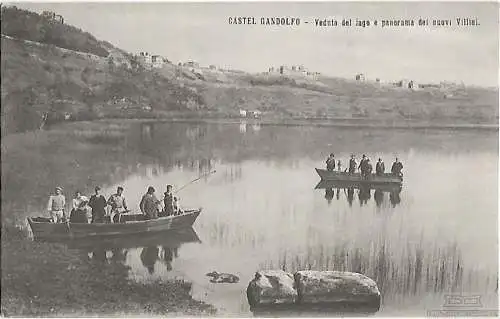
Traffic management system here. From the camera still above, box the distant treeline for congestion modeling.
[1,6,109,57]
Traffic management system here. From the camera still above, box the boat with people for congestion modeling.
[27,209,202,241]
[319,154,404,185]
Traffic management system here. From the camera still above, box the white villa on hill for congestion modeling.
[137,52,168,69]
[267,65,320,79]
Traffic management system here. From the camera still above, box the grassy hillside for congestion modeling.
[1,6,109,57]
[1,6,207,135]
[1,5,497,136]
[192,73,498,125]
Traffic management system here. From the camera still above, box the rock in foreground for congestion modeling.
[246,270,298,307]
[247,270,380,314]
[295,270,380,305]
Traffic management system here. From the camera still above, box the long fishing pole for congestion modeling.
[175,169,217,194]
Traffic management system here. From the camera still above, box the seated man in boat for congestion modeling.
[161,185,174,217]
[89,186,107,223]
[391,158,404,177]
[173,196,184,215]
[375,158,385,176]
[70,190,91,223]
[140,186,160,220]
[325,153,336,171]
[107,186,128,223]
[47,186,66,223]
[348,155,357,174]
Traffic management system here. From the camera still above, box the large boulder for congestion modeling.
[246,270,298,308]
[294,270,380,307]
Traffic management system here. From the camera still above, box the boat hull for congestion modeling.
[315,168,402,184]
[27,209,201,240]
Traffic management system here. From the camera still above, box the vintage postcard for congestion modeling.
[1,1,498,317]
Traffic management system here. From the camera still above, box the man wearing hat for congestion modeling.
[47,186,66,223]
[140,186,160,220]
[325,153,336,172]
[89,186,107,223]
[376,158,385,176]
[348,154,357,174]
[162,185,174,217]
[358,154,368,177]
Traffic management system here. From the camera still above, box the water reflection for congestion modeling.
[140,246,159,274]
[316,181,403,207]
[140,122,154,141]
[6,121,498,316]
[69,228,201,274]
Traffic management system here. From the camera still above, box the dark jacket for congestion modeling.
[89,195,106,215]
[391,161,403,174]
[163,192,174,216]
[376,162,385,175]
[89,195,107,222]
[140,193,159,219]
[326,157,336,170]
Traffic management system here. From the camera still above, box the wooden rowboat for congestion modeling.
[315,168,403,185]
[27,209,202,241]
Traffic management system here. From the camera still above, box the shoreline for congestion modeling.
[90,115,499,132]
[0,226,217,317]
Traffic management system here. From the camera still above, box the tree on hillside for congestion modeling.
[1,6,109,57]
[8,88,42,133]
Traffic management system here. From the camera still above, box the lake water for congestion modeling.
[3,120,498,316]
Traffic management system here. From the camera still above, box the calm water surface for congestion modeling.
[5,121,498,316]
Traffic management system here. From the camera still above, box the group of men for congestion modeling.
[139,184,182,220]
[325,153,404,177]
[47,184,182,224]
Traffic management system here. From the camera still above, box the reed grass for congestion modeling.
[257,237,496,299]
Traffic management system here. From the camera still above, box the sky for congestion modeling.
[6,1,500,87]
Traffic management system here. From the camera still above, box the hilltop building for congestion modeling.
[183,60,202,73]
[355,73,366,81]
[41,11,64,24]
[267,65,320,79]
[137,52,168,69]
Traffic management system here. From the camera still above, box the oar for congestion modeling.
[175,170,217,194]
[156,170,217,216]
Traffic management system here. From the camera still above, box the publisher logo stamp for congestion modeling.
[426,295,498,317]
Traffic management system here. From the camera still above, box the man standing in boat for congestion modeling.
[107,186,128,223]
[47,186,66,223]
[376,158,385,176]
[391,157,404,177]
[365,158,373,178]
[70,190,91,223]
[162,185,174,217]
[89,186,107,223]
[326,153,336,171]
[140,186,160,220]
[358,154,368,177]
[348,155,357,174]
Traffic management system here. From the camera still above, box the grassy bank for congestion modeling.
[113,114,500,131]
[1,226,216,316]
